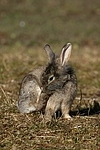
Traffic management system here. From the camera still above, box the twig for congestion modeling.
[0,85,9,104]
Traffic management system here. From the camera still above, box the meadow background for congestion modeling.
[0,0,100,149]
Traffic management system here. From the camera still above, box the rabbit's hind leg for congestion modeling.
[17,95,37,113]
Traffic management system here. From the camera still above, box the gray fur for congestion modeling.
[17,43,77,121]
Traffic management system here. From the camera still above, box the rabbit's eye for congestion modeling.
[48,75,55,84]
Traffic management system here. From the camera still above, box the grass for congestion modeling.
[0,0,100,150]
[0,0,100,47]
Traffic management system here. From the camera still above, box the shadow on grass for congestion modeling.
[71,101,100,117]
[55,101,100,119]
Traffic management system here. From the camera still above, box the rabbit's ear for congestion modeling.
[44,44,55,63]
[60,43,72,66]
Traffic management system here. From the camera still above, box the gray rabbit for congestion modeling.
[17,43,77,121]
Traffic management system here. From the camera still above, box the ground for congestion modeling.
[0,0,100,150]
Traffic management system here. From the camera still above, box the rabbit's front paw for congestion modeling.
[44,115,52,123]
[63,114,73,120]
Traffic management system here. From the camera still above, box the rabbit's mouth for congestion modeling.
[42,81,64,95]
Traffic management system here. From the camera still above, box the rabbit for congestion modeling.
[17,43,77,121]
[40,43,77,121]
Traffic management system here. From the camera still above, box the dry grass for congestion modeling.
[0,45,100,150]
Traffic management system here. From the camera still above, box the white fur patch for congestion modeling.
[36,85,41,103]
